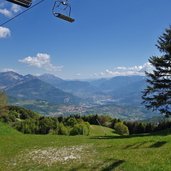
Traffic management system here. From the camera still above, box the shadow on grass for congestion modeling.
[123,141,152,149]
[69,159,125,171]
[123,141,167,149]
[101,160,125,171]
[149,141,167,148]
[90,135,167,149]
[90,128,171,140]
[90,135,130,140]
[69,164,86,171]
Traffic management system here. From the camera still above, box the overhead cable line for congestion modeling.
[0,0,46,27]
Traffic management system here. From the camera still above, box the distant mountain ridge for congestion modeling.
[92,76,146,105]
[39,74,147,106]
[0,71,37,90]
[38,74,101,98]
[0,72,81,105]
[0,71,23,89]
[0,71,147,106]
[38,74,64,86]
[0,71,155,119]
[90,76,146,93]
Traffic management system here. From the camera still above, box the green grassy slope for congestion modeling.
[0,122,21,136]
[0,123,171,171]
[89,125,117,136]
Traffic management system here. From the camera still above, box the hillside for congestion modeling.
[90,75,146,105]
[6,78,81,105]
[0,71,159,119]
[0,122,21,136]
[39,74,146,104]
[39,74,147,106]
[0,71,24,89]
[0,121,171,171]
[39,74,102,98]
[0,72,147,105]
[0,72,81,105]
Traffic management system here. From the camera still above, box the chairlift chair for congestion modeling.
[52,0,75,23]
[6,0,32,8]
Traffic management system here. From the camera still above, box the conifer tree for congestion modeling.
[142,26,171,117]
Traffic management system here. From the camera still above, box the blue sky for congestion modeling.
[0,0,171,79]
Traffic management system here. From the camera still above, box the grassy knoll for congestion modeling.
[0,122,171,171]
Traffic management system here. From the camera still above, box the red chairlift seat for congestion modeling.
[6,0,32,8]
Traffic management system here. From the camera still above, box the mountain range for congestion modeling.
[0,71,158,120]
[38,73,146,105]
[0,71,80,105]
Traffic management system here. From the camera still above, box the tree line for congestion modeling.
[81,114,171,135]
[0,106,90,136]
[1,104,171,136]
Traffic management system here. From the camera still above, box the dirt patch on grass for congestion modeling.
[13,144,96,167]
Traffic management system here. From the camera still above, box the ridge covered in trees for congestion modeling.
[1,105,171,136]
[0,106,90,136]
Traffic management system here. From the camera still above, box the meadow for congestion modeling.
[0,122,171,171]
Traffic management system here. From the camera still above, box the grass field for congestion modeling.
[0,122,171,171]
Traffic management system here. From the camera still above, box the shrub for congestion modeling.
[0,91,8,118]
[70,124,83,135]
[66,117,77,127]
[70,122,90,136]
[83,122,90,136]
[58,123,69,135]
[38,117,53,134]
[114,122,129,136]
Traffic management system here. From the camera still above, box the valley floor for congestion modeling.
[0,123,171,171]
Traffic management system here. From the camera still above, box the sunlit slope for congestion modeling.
[1,122,171,171]
[89,125,117,136]
[0,122,21,136]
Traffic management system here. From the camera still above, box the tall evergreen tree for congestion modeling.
[142,26,171,117]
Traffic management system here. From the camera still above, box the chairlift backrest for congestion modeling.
[6,0,32,8]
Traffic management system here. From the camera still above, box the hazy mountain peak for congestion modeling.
[38,73,64,87]
[0,71,24,89]
[0,71,23,80]
[24,74,37,80]
[40,73,63,80]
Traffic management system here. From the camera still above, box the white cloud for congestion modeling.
[0,4,22,17]
[11,4,22,13]
[0,8,12,17]
[2,68,16,72]
[94,62,154,78]
[139,62,154,73]
[19,53,63,72]
[0,26,11,38]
